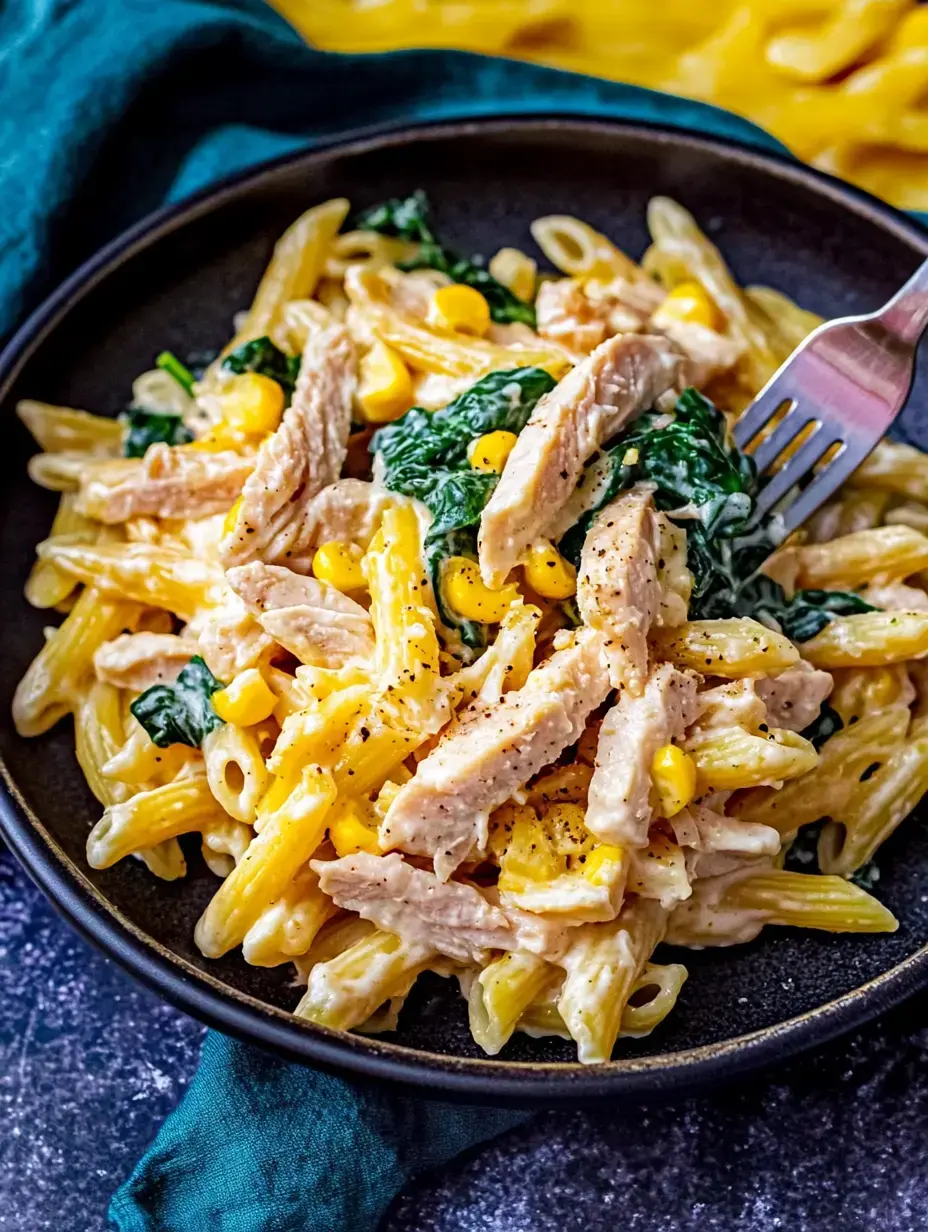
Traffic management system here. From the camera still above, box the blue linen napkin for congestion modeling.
[3,2,910,1230]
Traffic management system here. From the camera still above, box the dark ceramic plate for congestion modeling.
[1,118,927,1103]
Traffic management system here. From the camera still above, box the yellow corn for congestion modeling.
[653,280,723,331]
[488,248,537,302]
[219,372,285,436]
[442,556,519,623]
[583,844,625,886]
[524,541,577,600]
[468,430,518,474]
[651,744,697,817]
[329,800,381,857]
[312,540,366,592]
[212,668,277,727]
[427,284,491,337]
[357,340,414,424]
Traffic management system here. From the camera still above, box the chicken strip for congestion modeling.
[220,323,356,567]
[478,334,683,588]
[586,662,702,848]
[227,561,374,667]
[577,487,662,695]
[754,660,834,732]
[381,630,610,880]
[312,852,568,964]
[77,446,253,524]
[93,632,199,691]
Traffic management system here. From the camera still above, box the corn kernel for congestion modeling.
[468,430,519,474]
[524,541,576,600]
[219,372,286,437]
[651,744,697,817]
[583,844,625,886]
[357,340,414,423]
[427,284,491,337]
[212,668,277,727]
[653,280,723,332]
[329,800,381,858]
[312,540,366,592]
[442,556,519,623]
[489,247,537,302]
[223,496,243,536]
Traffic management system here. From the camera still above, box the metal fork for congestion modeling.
[733,257,928,536]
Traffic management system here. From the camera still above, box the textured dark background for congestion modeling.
[2,844,926,1232]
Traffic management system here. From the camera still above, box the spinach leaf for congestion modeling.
[374,367,554,475]
[800,702,843,751]
[130,656,225,749]
[122,406,194,458]
[356,191,536,327]
[373,367,555,650]
[156,350,195,395]
[559,386,876,640]
[221,336,301,395]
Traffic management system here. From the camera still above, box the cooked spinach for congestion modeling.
[373,367,555,649]
[800,702,843,751]
[130,656,225,749]
[784,817,880,890]
[559,387,876,640]
[122,406,194,458]
[355,191,536,327]
[221,336,301,395]
[155,350,195,396]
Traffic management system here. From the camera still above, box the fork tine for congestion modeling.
[752,423,840,522]
[749,405,817,475]
[732,377,800,450]
[777,438,874,536]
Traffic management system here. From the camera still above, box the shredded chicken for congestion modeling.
[189,592,274,681]
[220,323,356,567]
[478,334,683,588]
[586,663,702,848]
[312,852,568,964]
[754,660,834,732]
[93,632,198,691]
[670,803,781,859]
[381,630,610,880]
[76,447,253,524]
[693,680,767,732]
[227,561,374,666]
[577,487,661,695]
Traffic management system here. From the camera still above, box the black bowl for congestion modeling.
[1,117,927,1103]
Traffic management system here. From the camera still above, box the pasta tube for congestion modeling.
[241,865,338,967]
[724,870,898,933]
[87,774,228,869]
[651,618,798,676]
[195,765,336,959]
[469,952,555,1056]
[732,705,910,836]
[801,611,928,667]
[202,723,269,825]
[530,215,643,282]
[795,525,928,589]
[17,400,123,454]
[684,725,819,792]
[294,928,433,1031]
[24,493,98,609]
[851,439,928,502]
[35,541,222,622]
[557,898,667,1065]
[12,587,142,737]
[818,716,928,877]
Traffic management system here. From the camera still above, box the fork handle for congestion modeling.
[878,255,928,345]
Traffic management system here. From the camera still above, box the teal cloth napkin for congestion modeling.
[2,2,900,1230]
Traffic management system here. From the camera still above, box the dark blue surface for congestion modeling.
[2,844,927,1231]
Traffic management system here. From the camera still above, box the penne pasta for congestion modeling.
[469,951,555,1056]
[684,725,819,792]
[651,618,799,676]
[800,610,928,667]
[723,870,898,933]
[202,723,269,825]
[794,525,928,589]
[17,400,123,454]
[86,774,228,870]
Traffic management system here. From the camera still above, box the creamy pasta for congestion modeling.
[14,190,928,1063]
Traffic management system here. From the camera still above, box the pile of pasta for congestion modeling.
[275,0,928,211]
[13,193,928,1065]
